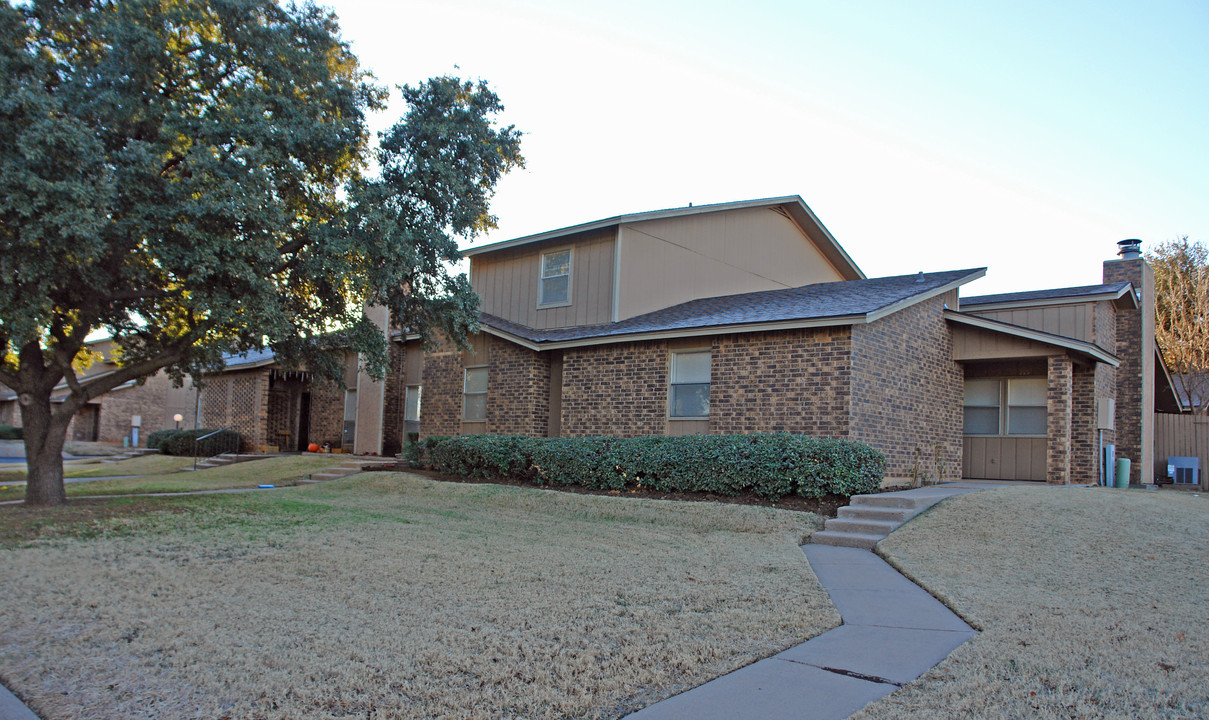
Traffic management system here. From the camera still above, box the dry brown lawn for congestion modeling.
[0,472,836,719]
[855,486,1209,720]
[0,455,348,501]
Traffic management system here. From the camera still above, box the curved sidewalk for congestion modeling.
[626,517,978,719]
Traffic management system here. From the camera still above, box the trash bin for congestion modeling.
[1114,458,1131,489]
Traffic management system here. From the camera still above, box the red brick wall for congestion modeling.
[419,335,464,439]
[91,373,173,444]
[850,296,963,480]
[487,338,550,436]
[307,379,344,449]
[708,328,852,436]
[1103,258,1152,482]
[562,340,669,437]
[1047,354,1074,484]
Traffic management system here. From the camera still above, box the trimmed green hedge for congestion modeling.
[0,425,22,440]
[146,428,180,450]
[410,433,885,500]
[159,428,244,457]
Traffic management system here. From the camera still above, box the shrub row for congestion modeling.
[411,433,885,500]
[148,428,244,457]
[0,425,22,440]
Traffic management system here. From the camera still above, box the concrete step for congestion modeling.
[303,457,399,483]
[810,530,884,550]
[823,517,899,536]
[837,505,920,523]
[850,493,935,510]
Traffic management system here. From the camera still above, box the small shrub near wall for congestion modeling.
[412,433,885,500]
[160,429,244,457]
[146,429,180,450]
[0,425,23,440]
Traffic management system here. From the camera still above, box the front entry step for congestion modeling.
[813,489,967,549]
[299,457,397,484]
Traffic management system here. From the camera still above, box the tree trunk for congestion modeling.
[20,391,70,506]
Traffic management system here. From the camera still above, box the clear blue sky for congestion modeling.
[325,0,1208,295]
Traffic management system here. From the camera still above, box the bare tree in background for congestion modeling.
[1149,235,1209,413]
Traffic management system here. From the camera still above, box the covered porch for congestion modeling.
[947,311,1120,484]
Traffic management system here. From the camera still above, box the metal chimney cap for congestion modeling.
[1117,238,1142,259]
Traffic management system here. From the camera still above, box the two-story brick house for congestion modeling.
[384,196,1174,485]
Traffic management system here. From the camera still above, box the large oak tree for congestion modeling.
[0,0,523,505]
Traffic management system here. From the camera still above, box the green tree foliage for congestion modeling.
[1149,236,1209,413]
[0,0,523,504]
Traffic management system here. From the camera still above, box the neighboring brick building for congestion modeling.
[0,338,199,446]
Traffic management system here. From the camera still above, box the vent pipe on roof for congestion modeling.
[1117,239,1142,259]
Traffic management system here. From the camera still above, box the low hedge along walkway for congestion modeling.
[407,433,887,501]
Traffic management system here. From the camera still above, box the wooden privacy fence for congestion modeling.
[1154,413,1209,490]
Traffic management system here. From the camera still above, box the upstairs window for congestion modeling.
[670,350,711,418]
[539,248,573,307]
[463,367,487,422]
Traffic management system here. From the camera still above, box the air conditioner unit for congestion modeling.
[1167,456,1200,486]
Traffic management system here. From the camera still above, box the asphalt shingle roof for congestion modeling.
[482,269,983,344]
[221,348,278,369]
[962,282,1132,307]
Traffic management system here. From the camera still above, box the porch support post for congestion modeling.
[1047,354,1074,485]
[353,304,389,455]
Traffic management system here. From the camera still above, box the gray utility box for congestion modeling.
[1166,456,1200,486]
[1102,444,1116,487]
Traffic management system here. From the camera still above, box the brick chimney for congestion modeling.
[1103,240,1155,484]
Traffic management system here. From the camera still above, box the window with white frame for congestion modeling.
[963,377,1048,436]
[669,350,710,418]
[462,367,487,422]
[539,248,572,307]
[1006,377,1047,435]
[404,384,422,422]
[963,379,1001,435]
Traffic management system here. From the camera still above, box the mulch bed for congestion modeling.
[363,464,849,518]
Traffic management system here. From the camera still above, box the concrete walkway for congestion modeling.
[0,682,38,720]
[626,485,983,720]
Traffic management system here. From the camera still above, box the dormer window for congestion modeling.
[539,248,573,307]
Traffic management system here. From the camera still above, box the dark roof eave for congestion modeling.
[481,269,985,350]
[962,282,1136,310]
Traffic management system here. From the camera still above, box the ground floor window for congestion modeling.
[963,377,1047,436]
[405,384,422,423]
[463,367,487,422]
[669,350,710,418]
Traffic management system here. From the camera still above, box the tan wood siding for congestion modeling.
[666,419,709,435]
[470,228,615,329]
[615,206,845,321]
[952,326,1056,361]
[967,303,1094,343]
[404,341,423,384]
[1153,412,1209,490]
[962,436,1046,480]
